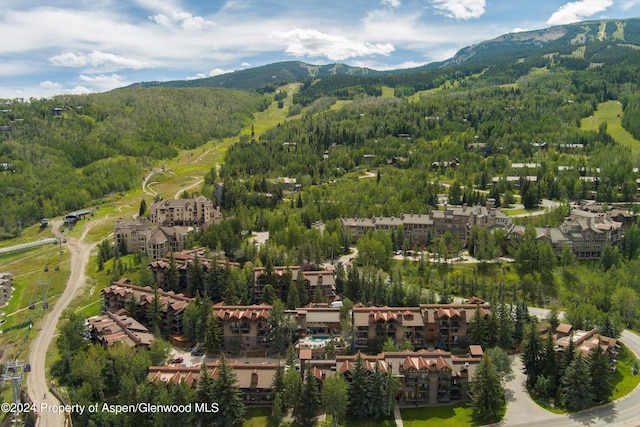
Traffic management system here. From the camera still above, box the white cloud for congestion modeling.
[511,27,528,33]
[68,85,93,95]
[271,28,394,61]
[547,0,614,25]
[430,0,486,20]
[240,62,251,68]
[382,0,402,7]
[49,51,152,71]
[620,0,640,11]
[149,10,214,30]
[39,80,63,89]
[79,74,127,92]
[186,68,235,80]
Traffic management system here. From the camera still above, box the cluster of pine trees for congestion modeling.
[522,318,615,410]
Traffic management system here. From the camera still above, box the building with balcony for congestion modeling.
[336,350,480,405]
[213,303,272,352]
[252,266,336,303]
[114,218,190,260]
[101,278,193,335]
[341,200,511,247]
[352,304,491,351]
[149,196,222,228]
[87,310,155,349]
[148,360,279,406]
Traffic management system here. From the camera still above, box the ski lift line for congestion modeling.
[0,238,57,255]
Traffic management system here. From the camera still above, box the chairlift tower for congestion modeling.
[2,360,26,405]
[35,280,50,311]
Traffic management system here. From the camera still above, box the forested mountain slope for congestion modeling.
[0,88,268,238]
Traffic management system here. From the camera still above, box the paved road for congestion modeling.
[499,316,640,426]
[26,219,104,427]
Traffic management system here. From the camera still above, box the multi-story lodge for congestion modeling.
[114,196,221,260]
[337,350,480,405]
[148,360,278,406]
[252,266,336,303]
[213,303,272,352]
[87,309,155,349]
[101,278,194,335]
[149,248,240,295]
[510,209,623,260]
[149,196,222,228]
[341,199,511,246]
[352,304,491,351]
[114,217,190,260]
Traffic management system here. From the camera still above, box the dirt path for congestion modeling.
[26,218,105,427]
[174,177,204,199]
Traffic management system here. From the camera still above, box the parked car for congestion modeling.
[173,356,184,363]
[191,348,204,356]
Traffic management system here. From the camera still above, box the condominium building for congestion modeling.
[352,304,491,351]
[213,303,272,352]
[149,196,222,227]
[341,200,511,246]
[114,217,190,260]
[101,278,194,335]
[252,266,336,303]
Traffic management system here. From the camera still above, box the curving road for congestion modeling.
[501,323,640,426]
[26,219,103,427]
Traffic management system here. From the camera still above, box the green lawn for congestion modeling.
[581,100,640,165]
[401,403,484,427]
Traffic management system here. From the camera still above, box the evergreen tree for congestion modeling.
[322,374,348,427]
[139,198,147,217]
[203,308,222,354]
[521,319,543,388]
[348,353,374,419]
[496,301,514,350]
[271,363,285,400]
[147,285,164,335]
[561,356,594,410]
[587,344,614,402]
[212,355,246,426]
[271,393,283,426]
[167,254,180,292]
[283,366,302,410]
[599,314,620,339]
[540,333,559,393]
[195,363,216,425]
[468,303,487,347]
[269,299,297,356]
[294,364,321,424]
[187,255,205,296]
[470,354,505,423]
[370,362,388,419]
[559,335,576,379]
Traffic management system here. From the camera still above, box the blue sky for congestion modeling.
[1,0,638,99]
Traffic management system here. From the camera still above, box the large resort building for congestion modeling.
[342,201,626,260]
[353,304,491,351]
[340,199,512,246]
[114,196,221,260]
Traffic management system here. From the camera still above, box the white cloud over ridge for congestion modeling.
[430,0,486,20]
[547,0,614,25]
[271,28,395,61]
[187,68,235,80]
[49,51,153,70]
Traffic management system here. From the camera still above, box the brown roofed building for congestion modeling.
[149,196,222,228]
[337,350,479,405]
[213,303,272,352]
[102,278,194,335]
[252,266,336,304]
[149,248,240,295]
[148,360,279,406]
[353,304,491,351]
[114,217,190,260]
[88,310,155,349]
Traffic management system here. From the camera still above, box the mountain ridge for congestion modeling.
[124,17,640,92]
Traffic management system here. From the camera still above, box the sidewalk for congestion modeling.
[394,405,404,427]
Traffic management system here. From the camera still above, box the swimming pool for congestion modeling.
[309,335,330,343]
